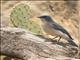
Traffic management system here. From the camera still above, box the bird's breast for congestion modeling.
[42,23,57,36]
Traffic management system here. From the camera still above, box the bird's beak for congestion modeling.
[37,16,42,18]
[37,16,40,18]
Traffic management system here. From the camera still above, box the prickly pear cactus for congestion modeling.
[10,4,42,35]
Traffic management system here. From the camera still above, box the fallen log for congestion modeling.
[0,27,80,60]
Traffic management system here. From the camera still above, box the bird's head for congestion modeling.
[38,15,53,22]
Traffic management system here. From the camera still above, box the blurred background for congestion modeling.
[1,0,80,60]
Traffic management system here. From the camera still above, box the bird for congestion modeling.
[38,15,78,47]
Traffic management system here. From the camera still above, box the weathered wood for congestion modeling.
[0,27,79,60]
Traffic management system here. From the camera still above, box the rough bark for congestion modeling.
[0,27,80,60]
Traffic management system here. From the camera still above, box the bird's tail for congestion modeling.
[67,39,78,47]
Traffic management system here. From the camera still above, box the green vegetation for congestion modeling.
[10,4,42,35]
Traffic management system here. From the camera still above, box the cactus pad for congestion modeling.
[10,4,42,35]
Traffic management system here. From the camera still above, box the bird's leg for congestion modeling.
[57,36,61,42]
[53,36,58,40]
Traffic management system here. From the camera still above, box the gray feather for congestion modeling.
[51,23,73,40]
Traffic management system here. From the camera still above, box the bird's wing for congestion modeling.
[51,23,73,40]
